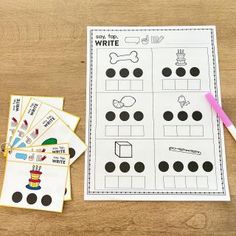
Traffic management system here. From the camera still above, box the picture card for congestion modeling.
[5,95,63,154]
[0,150,69,212]
[16,111,87,165]
[21,143,71,201]
[85,26,229,201]
[10,98,79,147]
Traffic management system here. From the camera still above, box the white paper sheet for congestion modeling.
[85,26,230,201]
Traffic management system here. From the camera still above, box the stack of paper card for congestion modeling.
[0,95,87,212]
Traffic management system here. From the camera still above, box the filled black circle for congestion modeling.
[27,193,37,205]
[158,161,169,172]
[134,111,144,121]
[190,67,200,77]
[105,111,115,121]
[12,191,23,203]
[41,195,52,206]
[69,147,75,158]
[119,68,129,78]
[163,111,174,121]
[133,68,143,77]
[178,111,188,121]
[105,162,115,173]
[192,111,202,121]
[188,161,198,172]
[120,162,130,173]
[106,68,116,78]
[203,161,213,172]
[65,188,67,195]
[173,161,184,172]
[134,162,145,173]
[176,67,186,77]
[162,67,172,77]
[120,111,130,121]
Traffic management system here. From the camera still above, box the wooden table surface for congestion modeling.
[0,0,235,235]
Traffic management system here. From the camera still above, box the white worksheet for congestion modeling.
[85,26,230,201]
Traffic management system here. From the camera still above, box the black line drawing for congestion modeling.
[105,125,144,137]
[141,35,149,45]
[169,146,202,155]
[113,96,136,109]
[151,35,164,43]
[115,141,132,158]
[162,176,209,189]
[163,125,204,137]
[109,51,139,64]
[177,95,190,108]
[162,79,201,90]
[124,37,140,44]
[175,49,187,66]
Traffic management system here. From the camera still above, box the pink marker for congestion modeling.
[205,92,236,141]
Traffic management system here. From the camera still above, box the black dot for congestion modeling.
[134,111,144,121]
[190,67,200,77]
[120,111,130,121]
[173,161,184,172]
[69,148,75,158]
[12,192,23,203]
[134,162,145,173]
[176,67,186,77]
[192,111,202,121]
[120,162,130,173]
[158,161,169,172]
[41,195,52,206]
[65,188,67,195]
[188,161,198,172]
[178,111,188,121]
[106,68,115,78]
[162,67,172,77]
[27,193,37,205]
[203,161,213,172]
[105,111,115,121]
[133,68,143,77]
[119,68,129,78]
[163,111,174,121]
[105,162,115,173]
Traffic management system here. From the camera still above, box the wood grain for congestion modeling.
[0,0,235,235]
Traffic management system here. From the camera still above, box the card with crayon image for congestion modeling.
[10,98,79,148]
[15,111,87,165]
[5,96,64,154]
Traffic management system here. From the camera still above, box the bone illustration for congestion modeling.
[177,95,190,108]
[109,51,139,64]
[113,96,136,109]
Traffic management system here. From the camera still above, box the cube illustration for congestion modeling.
[115,141,132,158]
